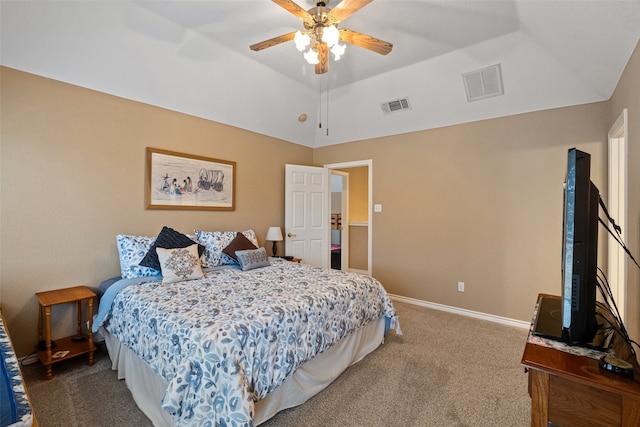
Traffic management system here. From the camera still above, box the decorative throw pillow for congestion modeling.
[222,232,258,261]
[139,226,205,272]
[196,229,259,267]
[116,235,161,279]
[235,247,270,271]
[156,244,204,284]
[219,229,259,265]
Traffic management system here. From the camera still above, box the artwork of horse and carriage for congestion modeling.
[146,147,235,210]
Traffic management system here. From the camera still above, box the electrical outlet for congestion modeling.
[457,282,465,292]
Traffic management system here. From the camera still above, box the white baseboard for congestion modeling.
[389,294,530,329]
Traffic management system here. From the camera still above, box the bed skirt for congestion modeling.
[101,316,385,426]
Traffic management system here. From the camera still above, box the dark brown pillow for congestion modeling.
[222,232,258,261]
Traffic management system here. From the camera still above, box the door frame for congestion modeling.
[324,160,373,276]
[607,108,628,322]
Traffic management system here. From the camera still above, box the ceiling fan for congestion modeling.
[250,0,393,74]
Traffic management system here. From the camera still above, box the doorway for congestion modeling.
[325,160,372,276]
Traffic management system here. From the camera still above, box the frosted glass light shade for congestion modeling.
[304,48,320,64]
[321,25,339,47]
[331,42,346,60]
[294,31,311,52]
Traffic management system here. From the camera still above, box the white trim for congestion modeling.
[348,221,368,226]
[324,160,373,276]
[607,108,628,323]
[389,294,530,329]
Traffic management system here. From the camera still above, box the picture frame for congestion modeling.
[145,147,235,211]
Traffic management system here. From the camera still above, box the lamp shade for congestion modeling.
[266,226,283,242]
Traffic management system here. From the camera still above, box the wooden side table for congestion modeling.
[35,286,96,379]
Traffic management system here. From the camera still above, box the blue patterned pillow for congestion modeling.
[116,235,161,279]
[235,247,270,271]
[195,229,259,267]
[156,244,204,284]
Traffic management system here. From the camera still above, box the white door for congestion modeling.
[285,164,329,268]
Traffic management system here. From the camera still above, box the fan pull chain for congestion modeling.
[318,77,322,129]
[326,76,329,136]
[317,74,329,136]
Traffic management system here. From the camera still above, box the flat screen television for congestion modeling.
[561,148,599,345]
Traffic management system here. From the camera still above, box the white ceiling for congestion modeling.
[2,0,640,148]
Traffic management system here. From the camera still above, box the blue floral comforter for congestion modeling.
[101,260,400,426]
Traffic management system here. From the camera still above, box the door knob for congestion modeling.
[287,232,296,238]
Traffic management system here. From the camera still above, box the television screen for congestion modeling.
[561,148,599,345]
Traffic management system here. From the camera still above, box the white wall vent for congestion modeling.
[462,64,504,102]
[381,97,412,115]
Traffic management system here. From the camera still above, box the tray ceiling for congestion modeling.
[2,0,640,147]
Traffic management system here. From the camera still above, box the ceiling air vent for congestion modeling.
[462,64,504,102]
[381,97,411,115]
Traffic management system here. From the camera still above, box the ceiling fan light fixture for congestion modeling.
[321,25,339,47]
[250,0,393,75]
[294,31,311,52]
[304,47,320,64]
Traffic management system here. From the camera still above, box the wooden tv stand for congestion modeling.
[521,294,640,427]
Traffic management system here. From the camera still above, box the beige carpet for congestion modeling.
[22,301,531,426]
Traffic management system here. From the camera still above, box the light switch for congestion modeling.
[374,204,383,213]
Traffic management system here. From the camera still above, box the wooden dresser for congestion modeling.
[521,294,640,427]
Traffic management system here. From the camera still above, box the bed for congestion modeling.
[94,228,400,426]
[1,310,37,427]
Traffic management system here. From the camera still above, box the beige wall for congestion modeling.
[347,167,368,270]
[345,166,368,222]
[315,102,610,324]
[610,41,640,341]
[0,67,313,355]
[349,225,369,271]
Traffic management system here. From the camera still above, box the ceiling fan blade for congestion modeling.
[339,28,393,55]
[315,43,329,74]
[250,32,296,51]
[328,0,373,23]
[272,0,311,21]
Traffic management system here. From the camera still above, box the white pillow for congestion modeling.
[156,244,204,284]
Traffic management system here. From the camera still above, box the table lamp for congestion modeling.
[265,226,283,257]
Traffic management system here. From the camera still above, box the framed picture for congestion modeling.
[145,147,235,210]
